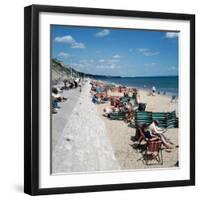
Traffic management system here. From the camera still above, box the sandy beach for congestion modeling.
[52,80,179,174]
[97,88,178,169]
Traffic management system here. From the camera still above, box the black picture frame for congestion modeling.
[24,4,195,196]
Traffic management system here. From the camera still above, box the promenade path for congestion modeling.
[52,82,120,174]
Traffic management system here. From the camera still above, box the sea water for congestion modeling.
[94,76,178,96]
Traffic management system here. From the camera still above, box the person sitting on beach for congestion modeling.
[102,91,110,101]
[142,124,160,141]
[142,124,172,149]
[125,98,133,111]
[62,79,71,90]
[92,94,101,104]
[149,120,165,134]
[134,94,146,111]
[149,120,174,147]
[123,91,129,97]
[52,94,61,114]
[54,86,63,93]
[52,88,67,102]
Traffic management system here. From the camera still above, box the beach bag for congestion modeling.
[138,103,146,111]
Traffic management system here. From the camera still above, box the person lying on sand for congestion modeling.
[142,124,173,149]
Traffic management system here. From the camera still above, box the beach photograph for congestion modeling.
[51,25,179,174]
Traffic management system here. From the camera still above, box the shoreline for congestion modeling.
[91,78,178,114]
[94,78,179,98]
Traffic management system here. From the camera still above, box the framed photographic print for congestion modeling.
[24,4,195,195]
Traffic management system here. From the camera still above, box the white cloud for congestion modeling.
[113,54,120,59]
[57,52,72,59]
[144,62,156,67]
[71,63,84,68]
[138,48,159,56]
[76,56,121,71]
[55,35,75,44]
[138,48,149,52]
[129,48,134,52]
[171,66,177,70]
[79,59,87,63]
[95,29,110,37]
[98,59,105,63]
[165,32,179,38]
[96,64,117,69]
[71,42,85,49]
[143,52,159,56]
[107,59,120,64]
[55,35,86,49]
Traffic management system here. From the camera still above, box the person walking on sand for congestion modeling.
[79,82,82,92]
[152,86,156,96]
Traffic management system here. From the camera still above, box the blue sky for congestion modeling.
[51,25,179,77]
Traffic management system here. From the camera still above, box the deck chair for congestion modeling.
[133,128,148,153]
[108,112,125,120]
[167,111,178,128]
[135,128,163,165]
[152,112,168,128]
[144,140,163,165]
[152,111,178,128]
[135,111,152,127]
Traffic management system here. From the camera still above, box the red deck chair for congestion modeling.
[135,128,163,165]
[145,140,163,165]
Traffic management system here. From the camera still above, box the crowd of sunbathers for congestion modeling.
[52,78,82,114]
[90,80,146,123]
[90,80,177,151]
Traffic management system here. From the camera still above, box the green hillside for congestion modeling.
[51,58,85,81]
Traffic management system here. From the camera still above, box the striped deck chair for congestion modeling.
[167,111,178,128]
[144,140,163,165]
[109,112,126,120]
[152,112,168,128]
[135,111,152,127]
